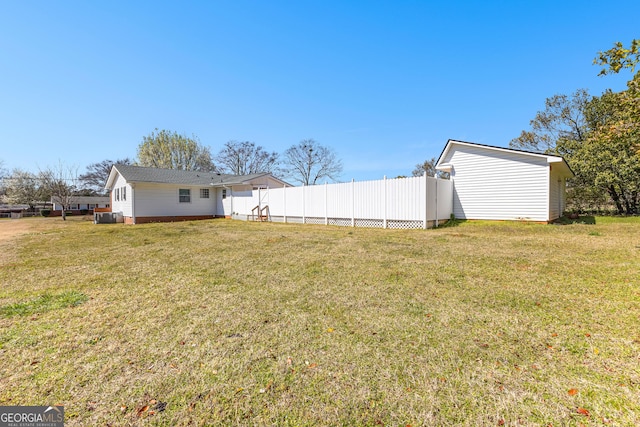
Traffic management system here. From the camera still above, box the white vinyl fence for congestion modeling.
[231,175,453,229]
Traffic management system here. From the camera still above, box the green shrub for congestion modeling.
[40,209,51,217]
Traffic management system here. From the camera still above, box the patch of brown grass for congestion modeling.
[0,217,638,425]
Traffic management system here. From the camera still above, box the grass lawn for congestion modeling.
[0,216,638,426]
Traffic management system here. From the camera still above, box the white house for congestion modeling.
[52,196,111,212]
[104,164,290,224]
[435,140,574,222]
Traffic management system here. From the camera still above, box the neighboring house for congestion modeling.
[435,140,574,222]
[105,164,290,224]
[52,196,110,214]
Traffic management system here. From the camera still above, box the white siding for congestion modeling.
[444,145,550,221]
[133,183,216,217]
[110,174,133,217]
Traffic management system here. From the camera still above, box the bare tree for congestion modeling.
[282,139,343,185]
[4,169,46,212]
[80,158,133,195]
[216,141,279,175]
[40,162,79,220]
[0,160,6,202]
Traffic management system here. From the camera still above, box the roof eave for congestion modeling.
[435,162,453,172]
[104,166,120,190]
[437,139,575,177]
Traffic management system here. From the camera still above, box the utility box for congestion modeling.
[94,212,124,224]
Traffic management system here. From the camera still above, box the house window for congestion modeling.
[115,188,120,201]
[222,189,227,199]
[200,188,209,199]
[122,186,126,201]
[179,189,191,203]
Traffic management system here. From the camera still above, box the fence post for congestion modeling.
[351,178,355,227]
[325,182,328,225]
[423,173,428,229]
[435,174,439,228]
[283,184,287,223]
[383,175,387,229]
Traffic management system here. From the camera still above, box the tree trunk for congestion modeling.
[624,197,632,215]
[617,183,635,215]
[607,185,624,215]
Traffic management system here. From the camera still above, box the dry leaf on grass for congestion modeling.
[136,405,149,417]
[576,407,590,417]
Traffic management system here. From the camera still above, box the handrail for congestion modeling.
[250,205,270,222]
[251,205,260,221]
[260,205,270,221]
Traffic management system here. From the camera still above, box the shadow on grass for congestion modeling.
[553,215,596,225]
[435,218,466,228]
[437,216,599,228]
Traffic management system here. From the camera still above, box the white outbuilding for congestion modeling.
[435,140,574,222]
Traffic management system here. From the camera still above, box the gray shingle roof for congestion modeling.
[112,164,274,186]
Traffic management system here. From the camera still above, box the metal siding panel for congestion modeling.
[448,146,549,221]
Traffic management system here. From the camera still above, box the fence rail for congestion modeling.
[231,175,453,229]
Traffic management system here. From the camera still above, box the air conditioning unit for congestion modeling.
[94,212,124,224]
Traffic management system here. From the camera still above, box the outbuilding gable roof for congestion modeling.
[105,164,288,189]
[435,139,574,178]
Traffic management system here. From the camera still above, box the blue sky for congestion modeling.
[0,1,637,182]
